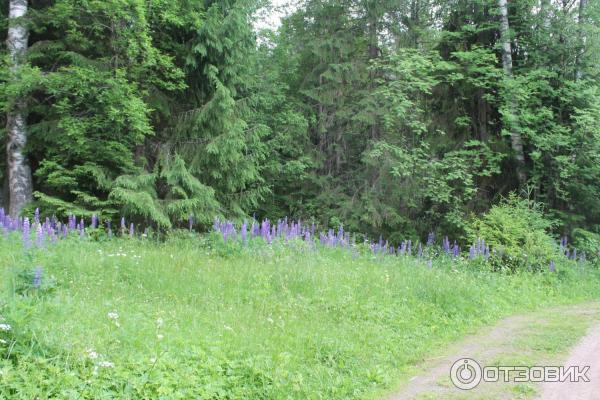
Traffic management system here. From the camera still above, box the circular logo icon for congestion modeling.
[450,358,482,390]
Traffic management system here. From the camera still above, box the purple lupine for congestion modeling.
[32,266,44,288]
[34,208,40,224]
[36,223,45,248]
[549,260,556,272]
[452,243,460,258]
[572,248,577,261]
[469,245,475,260]
[121,217,126,234]
[129,223,134,237]
[417,242,423,258]
[22,218,31,248]
[91,214,98,229]
[426,232,435,246]
[241,220,248,243]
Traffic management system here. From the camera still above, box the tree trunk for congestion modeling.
[6,0,32,218]
[498,0,526,185]
[576,0,587,80]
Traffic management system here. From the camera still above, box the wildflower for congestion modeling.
[549,260,556,273]
[86,348,99,359]
[150,357,157,364]
[97,361,114,368]
[32,266,43,289]
[156,318,164,328]
[0,339,7,345]
[157,334,164,341]
[36,223,45,248]
[0,323,11,332]
[107,312,119,320]
[22,217,31,249]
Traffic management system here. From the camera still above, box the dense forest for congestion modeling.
[1,0,599,243]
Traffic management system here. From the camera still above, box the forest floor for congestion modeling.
[387,302,600,400]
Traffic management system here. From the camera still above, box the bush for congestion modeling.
[572,228,600,264]
[467,194,559,272]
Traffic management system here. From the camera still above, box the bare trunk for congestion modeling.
[576,0,587,80]
[540,0,551,30]
[6,0,32,218]
[498,0,526,185]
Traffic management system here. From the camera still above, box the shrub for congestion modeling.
[467,194,558,272]
[572,228,600,264]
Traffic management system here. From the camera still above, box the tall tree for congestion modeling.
[5,0,31,217]
[497,0,526,185]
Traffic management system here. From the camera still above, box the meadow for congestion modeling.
[1,220,600,399]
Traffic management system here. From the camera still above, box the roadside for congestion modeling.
[385,302,600,400]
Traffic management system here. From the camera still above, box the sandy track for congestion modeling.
[536,324,600,400]
[387,303,600,400]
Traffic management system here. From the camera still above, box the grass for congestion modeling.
[1,233,600,399]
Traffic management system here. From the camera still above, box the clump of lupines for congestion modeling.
[468,238,490,260]
[4,207,598,270]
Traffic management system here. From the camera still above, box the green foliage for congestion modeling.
[109,155,220,229]
[572,228,600,263]
[467,194,559,272]
[1,232,600,398]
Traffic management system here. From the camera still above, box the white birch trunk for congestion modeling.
[6,0,32,218]
[498,0,526,185]
[576,0,587,80]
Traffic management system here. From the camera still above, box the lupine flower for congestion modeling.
[36,223,45,248]
[549,260,556,272]
[34,208,40,224]
[426,232,435,246]
[240,220,248,243]
[130,223,134,237]
[22,218,31,249]
[91,214,98,229]
[0,323,11,332]
[32,267,44,288]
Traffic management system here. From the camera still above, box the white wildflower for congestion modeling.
[0,323,11,332]
[97,361,114,368]
[86,348,98,359]
[0,339,7,345]
[107,312,119,320]
[156,318,164,328]
[150,357,157,364]
[156,334,164,341]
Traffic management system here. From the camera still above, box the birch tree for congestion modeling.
[5,0,32,217]
[498,0,526,185]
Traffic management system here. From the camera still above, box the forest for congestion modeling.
[1,0,599,243]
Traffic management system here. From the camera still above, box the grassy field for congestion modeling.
[1,233,600,399]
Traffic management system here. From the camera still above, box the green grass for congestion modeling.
[1,234,600,399]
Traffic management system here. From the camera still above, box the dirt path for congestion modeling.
[536,324,600,400]
[386,302,600,400]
